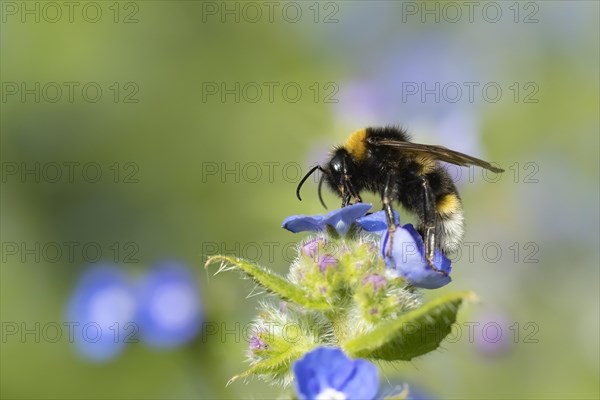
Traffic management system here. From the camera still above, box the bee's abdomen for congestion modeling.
[435,193,464,254]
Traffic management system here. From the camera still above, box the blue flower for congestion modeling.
[136,261,203,348]
[381,224,452,289]
[283,203,372,236]
[66,264,137,362]
[293,347,379,400]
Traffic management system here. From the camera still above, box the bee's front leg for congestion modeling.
[350,192,363,205]
[341,176,362,207]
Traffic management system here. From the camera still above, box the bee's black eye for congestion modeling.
[329,152,348,174]
[330,158,343,173]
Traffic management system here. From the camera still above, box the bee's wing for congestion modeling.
[368,138,504,173]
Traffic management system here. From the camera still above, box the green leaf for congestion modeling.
[343,291,477,361]
[205,255,331,310]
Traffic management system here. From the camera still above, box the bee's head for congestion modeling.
[325,148,361,206]
[295,147,361,209]
[327,148,351,187]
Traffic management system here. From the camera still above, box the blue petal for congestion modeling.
[382,225,452,289]
[293,348,328,399]
[136,261,203,348]
[322,203,372,236]
[283,204,372,236]
[66,264,137,362]
[356,210,400,233]
[340,359,379,400]
[402,224,452,275]
[282,214,326,233]
[321,349,356,391]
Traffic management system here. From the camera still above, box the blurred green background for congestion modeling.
[1,1,598,399]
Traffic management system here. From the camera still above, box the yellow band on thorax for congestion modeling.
[345,128,368,161]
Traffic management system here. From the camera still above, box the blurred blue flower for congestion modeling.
[66,264,137,362]
[283,203,372,236]
[136,261,202,349]
[293,347,379,400]
[472,310,513,358]
[381,224,452,289]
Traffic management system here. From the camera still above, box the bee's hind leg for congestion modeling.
[382,173,398,257]
[419,176,444,273]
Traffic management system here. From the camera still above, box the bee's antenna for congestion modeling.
[317,172,328,209]
[296,165,321,201]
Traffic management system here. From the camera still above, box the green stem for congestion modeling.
[326,309,350,344]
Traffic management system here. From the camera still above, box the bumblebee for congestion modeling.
[296,126,504,267]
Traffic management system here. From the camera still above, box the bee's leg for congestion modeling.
[345,178,362,204]
[419,176,440,271]
[382,173,398,257]
[341,192,351,208]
